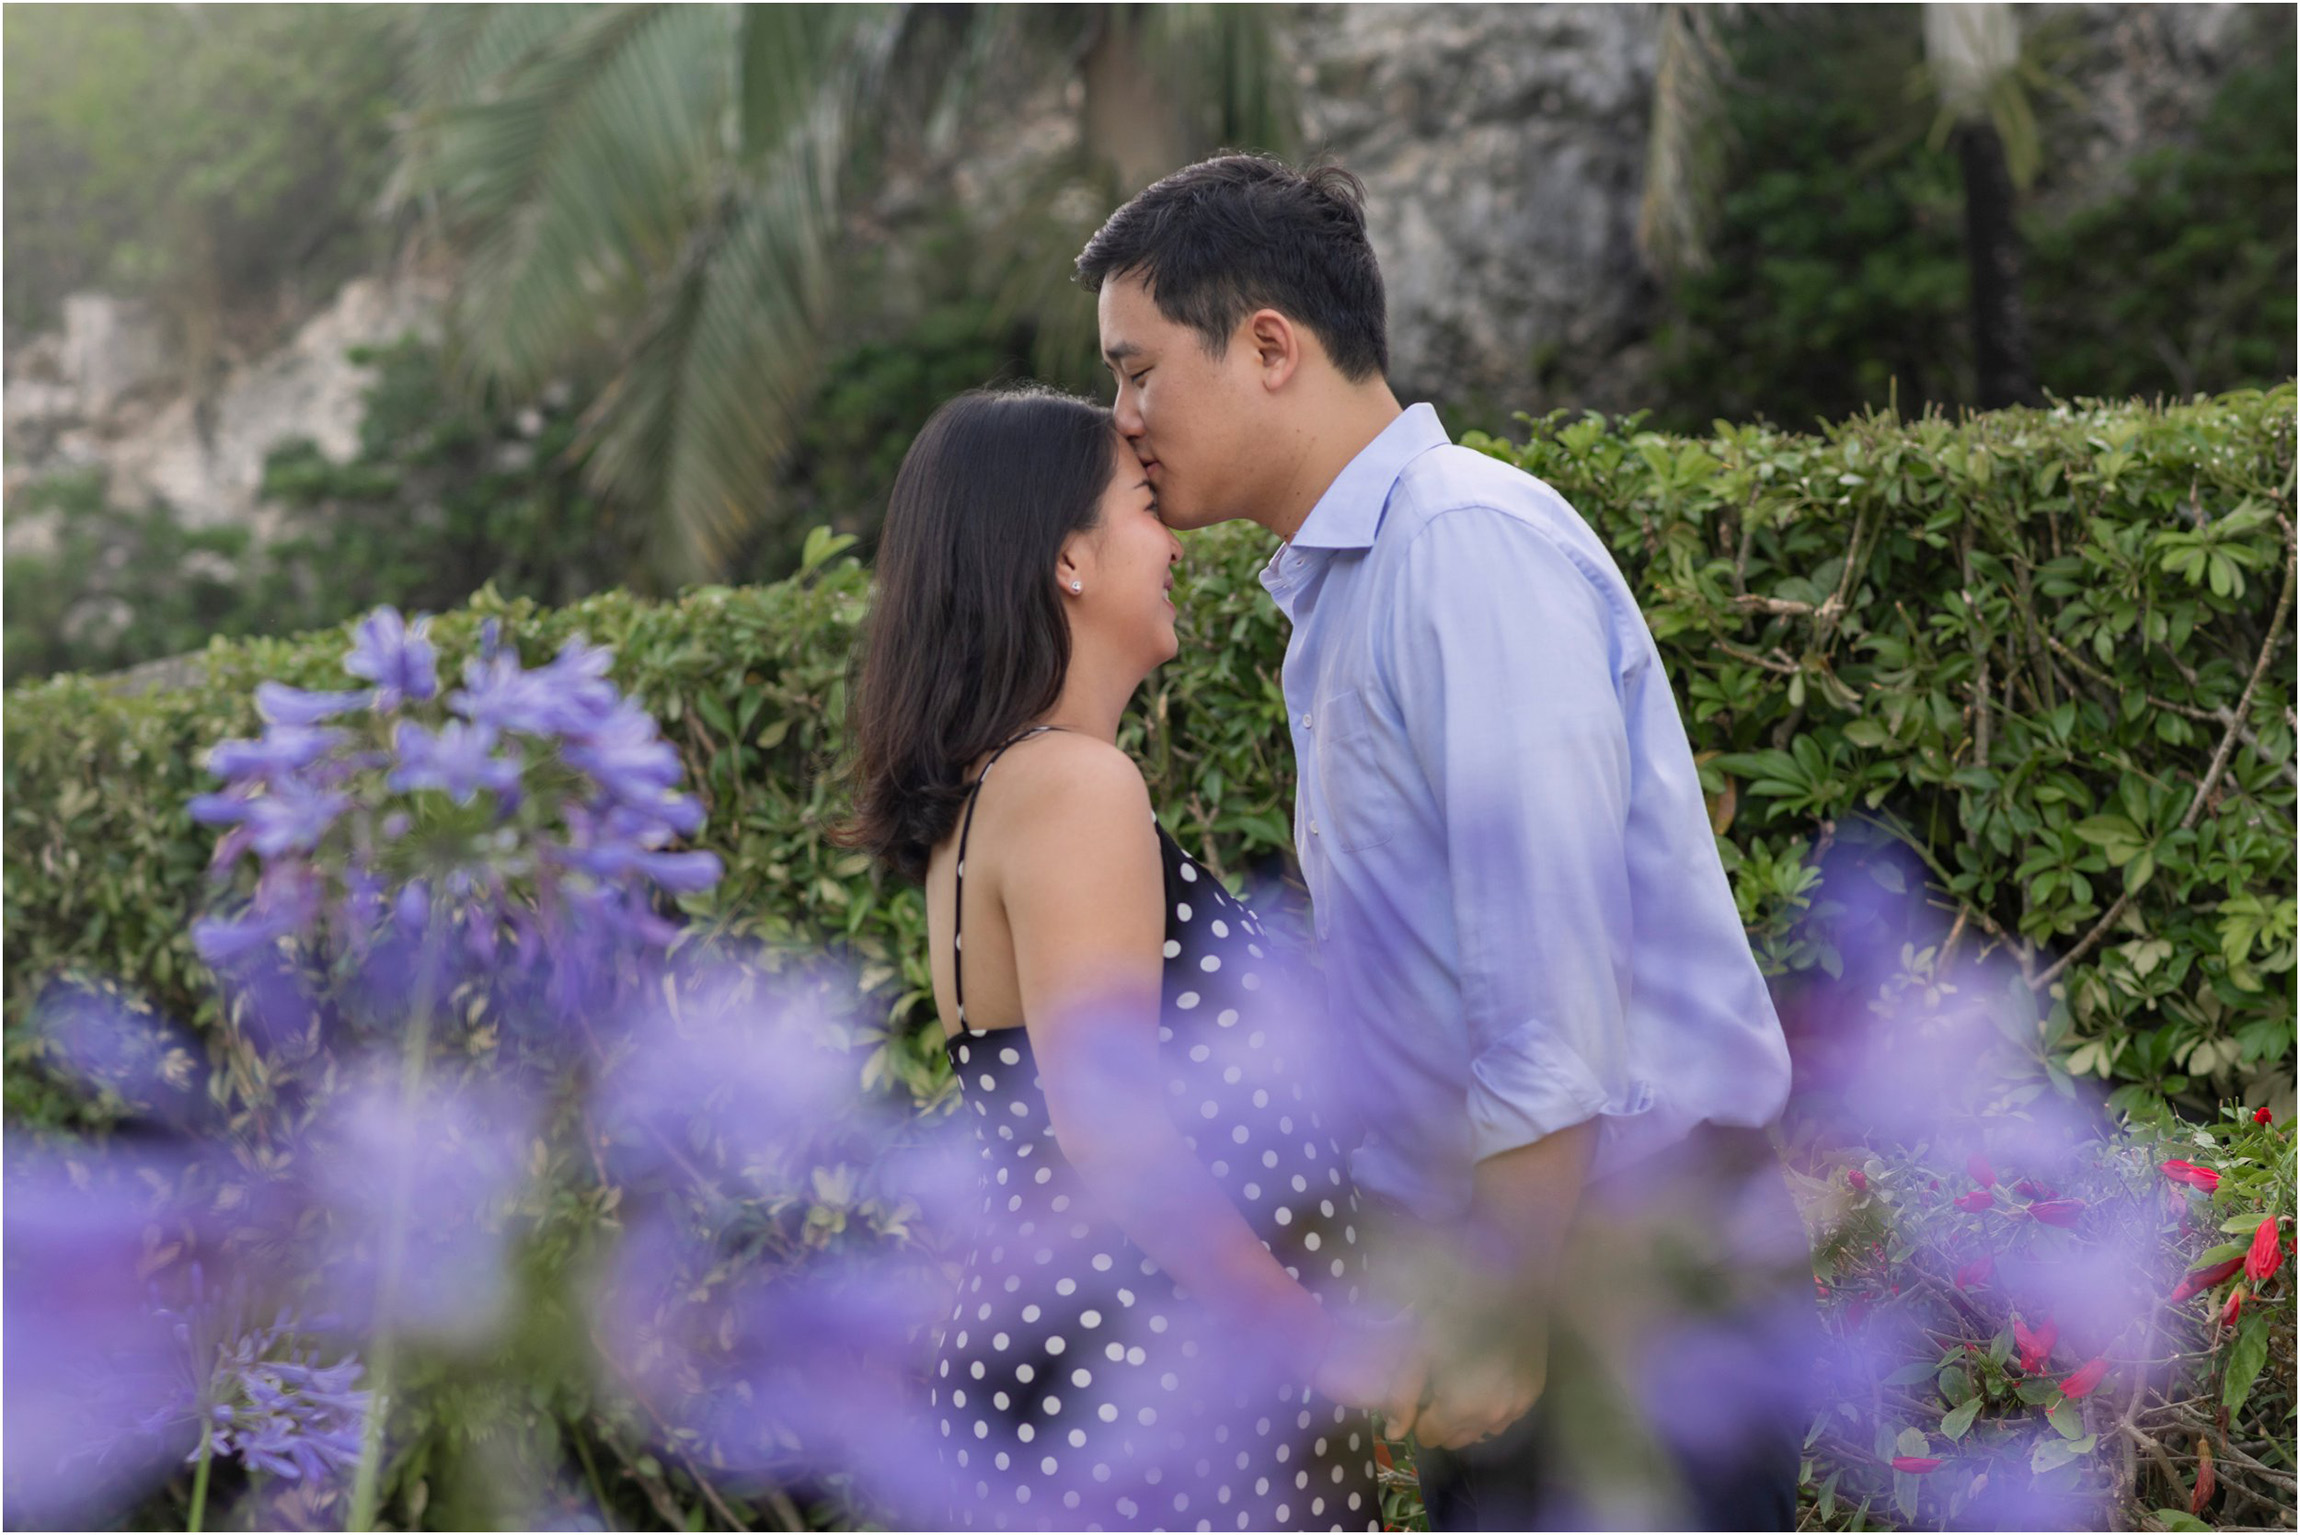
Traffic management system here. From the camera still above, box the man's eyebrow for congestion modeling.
[1103,340,1143,364]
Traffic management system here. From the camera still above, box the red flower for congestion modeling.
[1374,1440,1394,1472]
[2060,1356,2109,1399]
[1891,1456,1944,1473]
[2171,1256,2246,1303]
[2029,1199,2086,1226]
[2012,1178,2046,1198]
[1955,1253,1994,1290]
[1953,1189,1993,1212]
[2245,1218,2283,1284]
[2013,1314,2059,1373]
[1846,1169,1868,1192]
[2221,1286,2246,1327]
[2254,1106,2274,1125]
[1967,1152,1996,1187]
[2160,1159,2221,1192]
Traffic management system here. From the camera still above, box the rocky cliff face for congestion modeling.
[1295,3,1664,416]
[4,271,445,554]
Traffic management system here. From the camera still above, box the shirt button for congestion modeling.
[1309,819,1321,837]
[1301,712,1313,730]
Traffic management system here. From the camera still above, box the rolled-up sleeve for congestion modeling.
[1380,508,1655,1163]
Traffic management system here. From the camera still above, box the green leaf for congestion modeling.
[2047,1398,2086,1440]
[2224,1306,2272,1411]
[2029,1434,2095,1475]
[1940,1397,1981,1441]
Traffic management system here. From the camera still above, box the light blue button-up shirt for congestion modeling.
[1260,403,1792,1219]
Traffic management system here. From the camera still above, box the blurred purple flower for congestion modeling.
[450,637,617,738]
[4,1142,208,1529]
[193,865,323,967]
[202,724,349,787]
[562,700,686,810]
[345,606,438,709]
[255,680,374,726]
[387,718,523,807]
[30,975,211,1131]
[304,1065,536,1342]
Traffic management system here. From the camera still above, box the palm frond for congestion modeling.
[1639,2,1735,277]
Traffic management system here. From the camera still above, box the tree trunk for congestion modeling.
[1081,11,1190,195]
[1956,120,2038,409]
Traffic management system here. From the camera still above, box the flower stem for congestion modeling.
[346,912,447,1533]
[188,1419,214,1534]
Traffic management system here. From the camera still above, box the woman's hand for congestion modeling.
[1313,1311,1430,1438]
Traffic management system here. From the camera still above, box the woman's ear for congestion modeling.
[1055,532,1091,597]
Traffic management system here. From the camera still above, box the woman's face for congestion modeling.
[1070,437,1184,673]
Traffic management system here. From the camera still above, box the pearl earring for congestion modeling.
[1070,580,1082,593]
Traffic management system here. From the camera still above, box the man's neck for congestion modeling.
[1255,383,1407,544]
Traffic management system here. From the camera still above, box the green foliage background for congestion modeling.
[1653,5,2298,430]
[1,4,404,339]
[10,388,2291,1124]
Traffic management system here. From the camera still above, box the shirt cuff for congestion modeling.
[1467,1020,1655,1164]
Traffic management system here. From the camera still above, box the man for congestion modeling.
[1077,154,1806,1530]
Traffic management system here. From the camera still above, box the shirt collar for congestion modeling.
[1287,402,1449,552]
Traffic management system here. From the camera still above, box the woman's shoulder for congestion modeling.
[979,732,1155,842]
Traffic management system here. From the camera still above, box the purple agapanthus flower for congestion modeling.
[386,719,524,807]
[344,606,438,710]
[563,700,686,807]
[254,680,373,727]
[449,637,618,738]
[203,724,349,786]
[244,779,351,858]
[192,865,322,967]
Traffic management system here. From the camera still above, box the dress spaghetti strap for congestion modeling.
[949,725,1057,1032]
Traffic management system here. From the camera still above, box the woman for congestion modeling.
[842,388,1416,1531]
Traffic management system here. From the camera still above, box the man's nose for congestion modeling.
[1113,388,1145,437]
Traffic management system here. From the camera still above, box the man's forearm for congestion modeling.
[1461,1118,1600,1334]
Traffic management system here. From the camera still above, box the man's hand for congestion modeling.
[1407,1120,1598,1450]
[1313,1312,1431,1440]
[1411,1327,1549,1449]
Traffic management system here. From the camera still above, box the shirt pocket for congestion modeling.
[1315,687,1396,853]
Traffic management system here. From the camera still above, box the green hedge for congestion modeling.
[6,389,2294,1131]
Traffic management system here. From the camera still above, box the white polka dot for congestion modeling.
[1091,1253,1113,1271]
[1177,991,1201,1010]
[1163,940,1183,958]
[1177,902,1193,921]
[1200,955,1221,973]
[1242,973,1261,990]
[1217,1009,1239,1028]
[1105,1341,1126,1361]
[1069,1428,1087,1447]
[974,1420,989,1439]
[1000,1046,1021,1065]
[1211,919,1229,938]
[1098,1404,1119,1422]
[1305,1232,1322,1251]
[1018,1423,1035,1442]
[1081,1309,1103,1328]
[1200,1100,1220,1119]
[1042,1456,1059,1476]
[1056,1278,1076,1296]
[1180,865,1197,882]
[1017,1362,1036,1381]
[1048,1336,1068,1354]
[1275,1207,1293,1225]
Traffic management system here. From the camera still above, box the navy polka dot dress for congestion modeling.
[929,731,1382,1531]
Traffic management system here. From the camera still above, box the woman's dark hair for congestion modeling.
[1075,154,1388,381]
[837,387,1120,881]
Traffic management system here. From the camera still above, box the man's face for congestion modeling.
[1096,274,1263,531]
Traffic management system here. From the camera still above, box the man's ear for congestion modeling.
[1243,308,1303,393]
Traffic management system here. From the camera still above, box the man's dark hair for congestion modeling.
[1076,154,1388,381]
